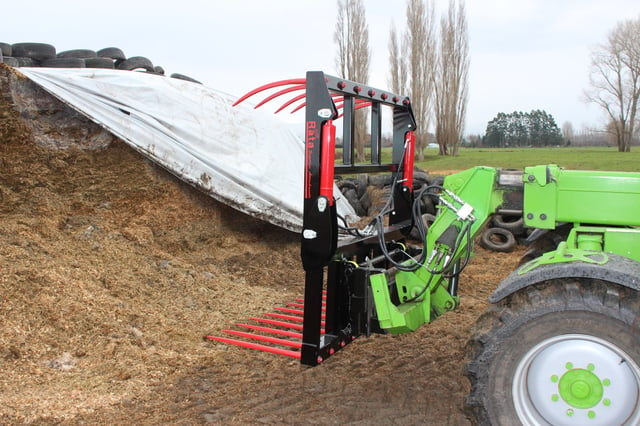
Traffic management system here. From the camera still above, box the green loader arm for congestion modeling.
[370,166,513,334]
[370,163,640,334]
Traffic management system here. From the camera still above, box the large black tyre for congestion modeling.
[12,42,56,61]
[465,279,640,425]
[479,227,516,252]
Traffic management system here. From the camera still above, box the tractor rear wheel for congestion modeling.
[465,279,640,425]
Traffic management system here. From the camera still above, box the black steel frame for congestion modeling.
[300,71,417,365]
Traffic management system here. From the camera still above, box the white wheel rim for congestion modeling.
[513,334,640,425]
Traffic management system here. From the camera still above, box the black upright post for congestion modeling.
[299,72,417,365]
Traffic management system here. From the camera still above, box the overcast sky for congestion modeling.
[4,0,640,134]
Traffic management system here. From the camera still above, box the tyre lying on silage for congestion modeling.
[336,167,437,226]
[492,213,524,235]
[478,211,527,252]
[342,188,367,216]
[479,227,516,253]
[409,213,436,241]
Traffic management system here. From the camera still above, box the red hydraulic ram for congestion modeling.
[402,131,415,189]
[319,120,336,205]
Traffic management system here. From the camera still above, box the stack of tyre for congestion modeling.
[336,168,441,240]
[0,42,201,84]
[479,213,524,253]
[337,170,527,252]
[337,169,439,217]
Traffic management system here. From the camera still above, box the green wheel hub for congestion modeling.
[557,364,604,409]
[512,334,640,425]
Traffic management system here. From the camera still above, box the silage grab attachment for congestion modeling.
[208,71,417,365]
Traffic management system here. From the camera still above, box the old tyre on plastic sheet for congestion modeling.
[2,56,18,67]
[12,42,56,61]
[57,49,97,59]
[480,227,516,253]
[170,73,202,84]
[465,280,640,426]
[117,56,154,72]
[41,58,85,68]
[15,57,39,67]
[85,57,115,69]
[97,47,126,61]
[0,42,11,56]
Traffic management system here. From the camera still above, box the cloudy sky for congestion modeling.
[4,0,640,134]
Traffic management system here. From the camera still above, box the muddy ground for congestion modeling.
[0,68,522,425]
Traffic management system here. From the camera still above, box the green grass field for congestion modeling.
[414,147,640,173]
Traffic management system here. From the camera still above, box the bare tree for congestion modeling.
[387,22,407,95]
[561,121,574,145]
[433,0,469,156]
[585,16,640,152]
[335,0,370,162]
[402,0,436,161]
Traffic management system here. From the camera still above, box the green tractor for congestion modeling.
[228,72,640,425]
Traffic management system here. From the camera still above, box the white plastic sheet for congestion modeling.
[19,68,357,232]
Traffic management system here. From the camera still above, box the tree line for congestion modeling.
[483,110,563,148]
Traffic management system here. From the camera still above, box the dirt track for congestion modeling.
[0,68,522,424]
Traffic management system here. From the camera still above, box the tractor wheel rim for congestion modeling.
[512,334,640,425]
